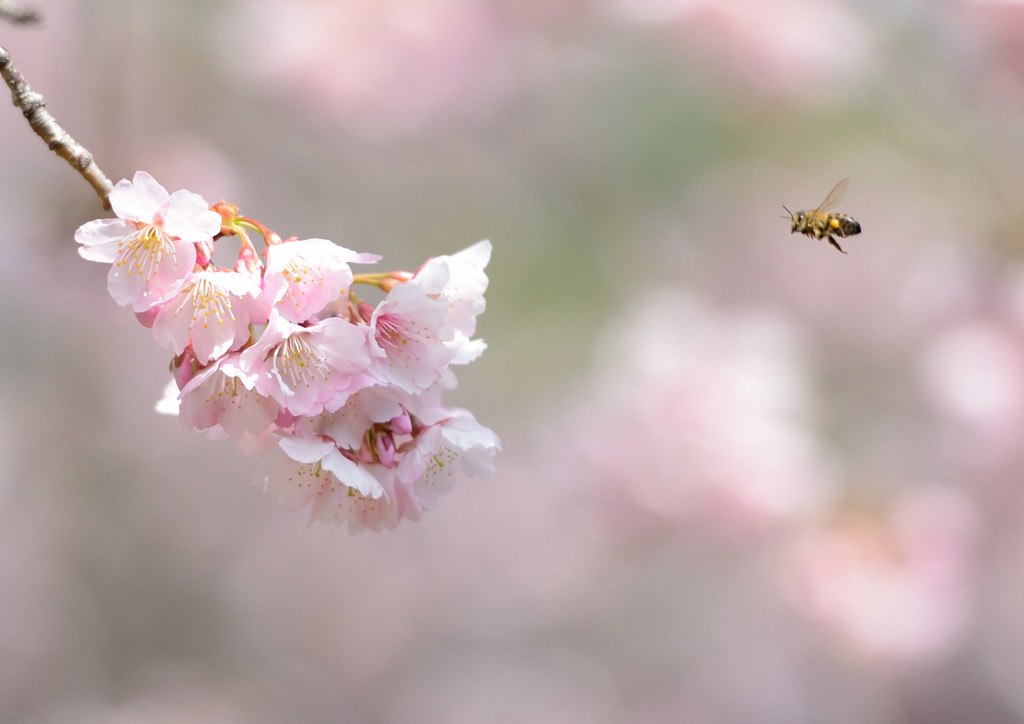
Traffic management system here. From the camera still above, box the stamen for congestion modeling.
[191,276,237,329]
[272,333,332,390]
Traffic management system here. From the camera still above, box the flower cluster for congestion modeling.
[74,171,499,532]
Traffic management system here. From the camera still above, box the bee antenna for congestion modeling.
[781,205,792,219]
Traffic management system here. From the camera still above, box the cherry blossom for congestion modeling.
[74,171,221,312]
[176,352,280,450]
[368,270,457,393]
[241,309,374,417]
[151,269,263,363]
[785,486,977,661]
[76,172,498,532]
[260,436,398,532]
[261,238,380,323]
[396,407,500,513]
[257,381,499,529]
[411,239,491,364]
[567,289,830,531]
[315,385,407,451]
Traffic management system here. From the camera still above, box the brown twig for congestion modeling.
[0,0,40,25]
[0,43,113,209]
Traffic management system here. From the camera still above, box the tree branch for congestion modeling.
[0,43,114,209]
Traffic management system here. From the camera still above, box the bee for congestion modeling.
[783,178,861,254]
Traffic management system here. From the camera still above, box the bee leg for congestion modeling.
[826,235,847,254]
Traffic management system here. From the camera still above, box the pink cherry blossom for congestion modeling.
[74,171,221,312]
[920,320,1024,427]
[260,435,398,532]
[332,469,404,533]
[396,407,500,512]
[316,386,406,450]
[226,0,504,136]
[278,435,384,497]
[73,171,498,532]
[177,353,280,451]
[784,485,977,661]
[568,290,830,531]
[368,273,456,393]
[151,269,263,363]
[241,309,373,416]
[270,384,497,529]
[410,239,491,364]
[261,238,380,323]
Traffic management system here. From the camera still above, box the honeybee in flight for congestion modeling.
[783,178,861,254]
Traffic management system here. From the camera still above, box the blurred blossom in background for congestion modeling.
[563,289,834,532]
[7,0,1024,721]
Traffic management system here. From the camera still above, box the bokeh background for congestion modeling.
[3,0,1024,721]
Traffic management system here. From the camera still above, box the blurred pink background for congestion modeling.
[3,0,1024,721]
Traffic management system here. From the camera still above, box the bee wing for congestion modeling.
[814,178,849,213]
